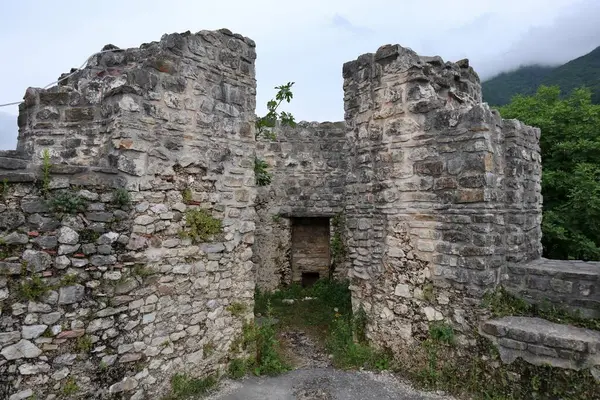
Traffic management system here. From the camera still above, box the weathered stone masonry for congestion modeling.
[1,29,257,399]
[255,44,599,378]
[1,27,599,399]
[341,45,543,345]
[254,121,347,289]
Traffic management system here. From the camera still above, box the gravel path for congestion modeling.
[205,367,455,400]
[205,327,455,400]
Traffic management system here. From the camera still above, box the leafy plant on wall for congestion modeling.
[254,82,296,186]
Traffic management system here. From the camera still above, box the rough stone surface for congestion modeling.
[480,316,600,380]
[0,29,257,400]
[1,340,43,360]
[254,121,348,289]
[338,44,542,355]
[503,258,600,318]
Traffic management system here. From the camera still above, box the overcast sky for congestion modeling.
[1,0,599,150]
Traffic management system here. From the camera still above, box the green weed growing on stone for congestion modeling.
[254,157,272,186]
[422,283,435,302]
[330,212,346,275]
[253,82,296,186]
[250,303,290,376]
[19,274,50,301]
[61,377,79,396]
[75,334,93,353]
[132,264,154,278]
[410,333,600,399]
[59,274,80,287]
[181,187,193,204]
[112,188,131,207]
[164,373,217,400]
[428,322,455,345]
[48,191,88,214]
[227,302,247,317]
[79,229,100,243]
[229,303,290,378]
[0,178,8,200]
[203,342,215,358]
[132,264,152,278]
[228,358,248,379]
[181,208,222,243]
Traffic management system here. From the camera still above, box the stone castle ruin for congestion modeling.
[0,29,598,399]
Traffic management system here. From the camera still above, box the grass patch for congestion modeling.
[228,358,248,379]
[483,286,600,330]
[230,303,290,377]
[59,274,79,287]
[203,342,215,358]
[254,279,390,371]
[182,188,193,204]
[163,373,217,399]
[132,264,155,278]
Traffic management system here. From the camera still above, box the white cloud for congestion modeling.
[0,0,597,149]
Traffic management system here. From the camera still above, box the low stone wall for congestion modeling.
[503,258,600,318]
[480,316,600,381]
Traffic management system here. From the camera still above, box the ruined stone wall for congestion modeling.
[0,29,257,400]
[254,122,347,290]
[341,45,543,353]
[503,258,600,319]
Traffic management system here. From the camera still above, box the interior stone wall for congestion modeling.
[0,29,257,400]
[253,121,348,290]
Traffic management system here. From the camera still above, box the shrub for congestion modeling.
[48,191,88,214]
[181,208,222,243]
[19,274,50,301]
[112,188,131,207]
[254,157,272,186]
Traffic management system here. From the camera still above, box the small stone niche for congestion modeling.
[291,217,331,286]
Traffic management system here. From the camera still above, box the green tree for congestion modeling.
[254,82,296,186]
[499,85,600,260]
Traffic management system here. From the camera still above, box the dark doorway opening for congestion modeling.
[301,272,320,288]
[291,217,331,285]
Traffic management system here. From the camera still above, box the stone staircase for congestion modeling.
[480,316,600,381]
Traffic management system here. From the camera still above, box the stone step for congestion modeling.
[480,316,600,381]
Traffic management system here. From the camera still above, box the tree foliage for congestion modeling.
[254,82,296,186]
[255,82,296,140]
[499,85,600,260]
